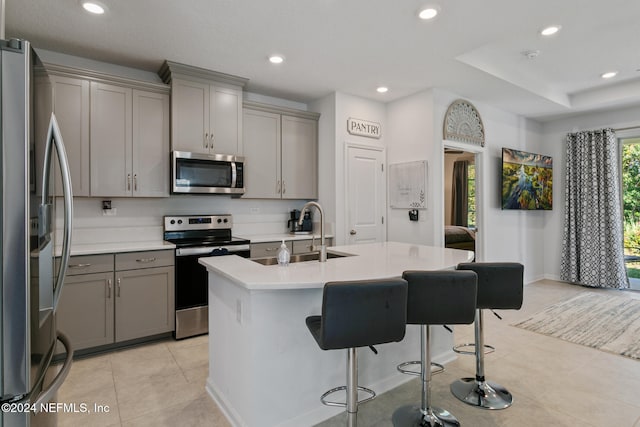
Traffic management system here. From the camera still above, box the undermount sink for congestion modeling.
[251,251,352,266]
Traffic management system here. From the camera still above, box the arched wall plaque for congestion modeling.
[443,99,485,147]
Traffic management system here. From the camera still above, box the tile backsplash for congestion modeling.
[54,196,328,244]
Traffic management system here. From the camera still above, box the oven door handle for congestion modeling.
[176,244,250,257]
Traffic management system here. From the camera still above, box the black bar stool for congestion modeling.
[392,270,477,427]
[450,262,524,410]
[306,278,408,427]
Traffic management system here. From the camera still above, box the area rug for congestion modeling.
[512,292,640,361]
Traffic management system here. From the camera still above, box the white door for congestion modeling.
[346,145,385,244]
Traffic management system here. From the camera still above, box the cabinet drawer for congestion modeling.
[62,254,114,276]
[116,249,174,271]
[292,238,333,254]
[250,241,292,259]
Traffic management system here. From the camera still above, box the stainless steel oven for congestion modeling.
[164,215,250,339]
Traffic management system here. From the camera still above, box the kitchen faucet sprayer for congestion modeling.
[299,201,326,262]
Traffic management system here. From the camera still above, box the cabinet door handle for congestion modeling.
[350,230,357,235]
[282,181,286,194]
[276,180,281,194]
[210,133,214,152]
[136,257,156,263]
[134,174,137,191]
[265,247,278,252]
[127,174,131,191]
[204,133,209,149]
[117,277,121,297]
[107,279,112,298]
[69,263,91,269]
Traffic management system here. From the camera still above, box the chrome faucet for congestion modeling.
[299,201,326,262]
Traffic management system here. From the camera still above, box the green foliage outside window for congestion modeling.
[623,142,640,278]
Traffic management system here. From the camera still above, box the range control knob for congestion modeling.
[170,220,175,225]
[217,218,222,224]
[223,218,228,223]
[178,220,183,224]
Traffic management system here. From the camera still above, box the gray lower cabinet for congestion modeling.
[250,241,292,258]
[57,270,115,351]
[115,265,174,342]
[291,238,333,255]
[57,250,175,354]
[56,254,115,353]
[250,238,333,258]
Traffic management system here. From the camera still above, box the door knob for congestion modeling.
[350,230,356,235]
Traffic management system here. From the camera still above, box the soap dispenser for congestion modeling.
[277,240,290,266]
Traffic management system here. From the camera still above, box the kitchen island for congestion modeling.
[199,241,473,427]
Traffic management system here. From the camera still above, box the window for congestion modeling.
[622,139,640,285]
[467,163,476,228]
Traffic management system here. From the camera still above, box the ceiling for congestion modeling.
[5,0,640,122]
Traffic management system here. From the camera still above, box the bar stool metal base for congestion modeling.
[450,378,513,410]
[392,404,460,427]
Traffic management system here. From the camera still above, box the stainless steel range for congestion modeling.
[164,214,250,339]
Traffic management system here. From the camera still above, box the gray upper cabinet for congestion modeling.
[132,90,170,197]
[160,61,248,156]
[281,115,318,199]
[34,75,90,197]
[172,78,244,155]
[91,83,170,197]
[90,82,132,197]
[242,102,319,199]
[34,62,170,198]
[242,109,281,198]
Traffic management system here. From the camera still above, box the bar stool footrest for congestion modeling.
[320,385,376,408]
[397,360,445,376]
[452,343,495,356]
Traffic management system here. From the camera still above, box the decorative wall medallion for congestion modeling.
[443,99,485,146]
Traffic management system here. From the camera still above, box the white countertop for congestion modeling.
[199,241,474,290]
[237,233,333,243]
[55,240,175,257]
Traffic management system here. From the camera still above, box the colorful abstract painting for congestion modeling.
[502,148,553,210]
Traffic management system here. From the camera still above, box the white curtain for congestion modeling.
[561,128,629,289]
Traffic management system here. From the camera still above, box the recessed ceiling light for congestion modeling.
[540,25,561,36]
[82,1,106,14]
[601,71,618,79]
[268,55,284,64]
[418,7,439,20]
[376,87,388,93]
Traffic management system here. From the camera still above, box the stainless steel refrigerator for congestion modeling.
[1,39,74,427]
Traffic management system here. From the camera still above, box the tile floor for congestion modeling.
[57,280,640,427]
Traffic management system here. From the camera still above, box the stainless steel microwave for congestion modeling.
[172,151,245,195]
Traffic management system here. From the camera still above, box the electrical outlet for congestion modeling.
[102,208,117,216]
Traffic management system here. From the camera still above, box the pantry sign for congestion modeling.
[347,118,381,139]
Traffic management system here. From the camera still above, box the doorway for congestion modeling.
[443,146,481,260]
[345,144,386,244]
[621,137,640,290]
